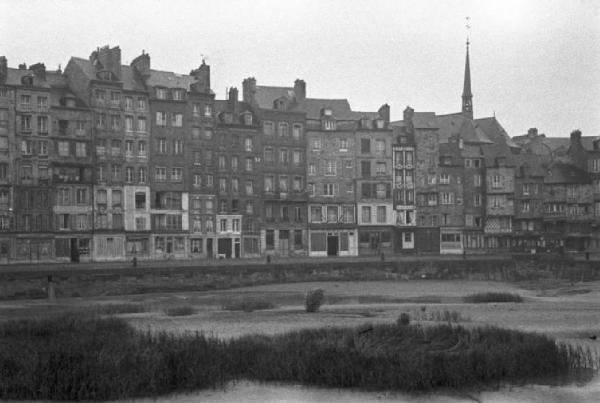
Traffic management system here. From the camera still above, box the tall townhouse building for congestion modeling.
[355,106,394,256]
[144,61,210,260]
[213,87,260,258]
[11,64,54,262]
[65,46,129,261]
[242,79,308,257]
[48,69,94,262]
[512,154,545,252]
[391,121,416,252]
[186,63,218,259]
[543,162,593,252]
[483,149,515,250]
[437,137,465,254]
[0,57,16,262]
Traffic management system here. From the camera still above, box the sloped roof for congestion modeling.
[5,67,50,88]
[413,112,438,129]
[290,98,369,120]
[254,85,296,109]
[544,162,591,184]
[513,152,547,177]
[436,113,492,144]
[69,57,146,91]
[145,69,196,89]
[474,117,519,148]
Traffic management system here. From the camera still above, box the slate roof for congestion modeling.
[436,113,493,144]
[513,152,547,177]
[145,69,196,90]
[70,57,156,92]
[5,67,50,88]
[474,117,519,148]
[544,162,591,184]
[254,85,296,109]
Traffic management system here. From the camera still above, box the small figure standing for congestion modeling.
[47,275,56,302]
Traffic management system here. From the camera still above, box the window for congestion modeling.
[58,188,70,205]
[157,139,167,154]
[293,176,302,192]
[293,150,301,165]
[138,167,147,183]
[294,229,303,249]
[325,160,337,176]
[138,141,147,157]
[279,176,288,192]
[138,97,146,110]
[327,206,338,222]
[244,137,253,152]
[58,141,69,156]
[440,173,450,184]
[441,192,454,205]
[522,201,530,213]
[20,115,31,131]
[219,178,227,194]
[245,157,253,172]
[278,122,289,137]
[21,140,33,155]
[172,113,183,127]
[263,121,274,136]
[124,96,133,110]
[293,124,302,140]
[308,163,316,175]
[323,120,336,130]
[20,95,31,107]
[156,111,167,126]
[376,162,386,175]
[377,206,386,223]
[492,175,503,188]
[310,206,322,222]
[97,166,105,182]
[206,174,213,187]
[110,115,120,130]
[193,174,202,187]
[37,96,48,109]
[137,117,147,132]
[522,183,530,195]
[308,183,315,197]
[340,138,349,151]
[125,116,133,131]
[264,147,274,163]
[125,140,134,155]
[218,155,226,170]
[266,230,275,250]
[361,161,371,177]
[155,167,167,181]
[281,206,289,221]
[362,206,371,223]
[323,183,337,196]
[172,89,184,100]
[37,116,48,133]
[312,138,322,151]
[204,104,212,117]
[279,148,288,165]
[126,167,134,182]
[156,88,167,99]
[232,178,239,194]
[474,174,482,187]
[345,160,353,169]
[171,168,183,181]
[474,194,481,206]
[111,165,121,180]
[375,139,385,153]
[361,138,371,153]
[173,140,184,155]
[75,142,87,157]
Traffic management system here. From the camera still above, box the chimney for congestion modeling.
[18,63,27,70]
[228,87,238,110]
[0,56,6,84]
[242,77,257,104]
[403,106,415,134]
[190,60,210,93]
[294,79,306,101]
[378,104,390,123]
[131,51,150,77]
[29,63,46,80]
[90,45,122,80]
[527,128,538,137]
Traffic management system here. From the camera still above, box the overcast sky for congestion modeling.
[1,0,599,137]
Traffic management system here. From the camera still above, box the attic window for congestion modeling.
[66,98,76,108]
[323,108,332,117]
[375,119,385,129]
[243,113,253,126]
[21,75,34,86]
[156,88,167,99]
[323,120,336,131]
[361,118,372,129]
[96,71,112,81]
[172,89,184,100]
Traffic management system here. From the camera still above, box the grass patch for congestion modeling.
[221,298,276,312]
[463,292,523,303]
[164,305,196,316]
[410,308,470,323]
[0,315,596,401]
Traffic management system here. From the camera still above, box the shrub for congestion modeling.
[397,312,411,326]
[222,298,275,312]
[463,292,523,303]
[305,289,325,313]
[164,305,196,316]
[94,303,146,315]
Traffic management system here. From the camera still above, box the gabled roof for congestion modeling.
[290,98,376,120]
[513,152,547,177]
[68,57,145,91]
[436,113,492,144]
[474,117,519,148]
[544,162,591,184]
[5,67,50,88]
[413,112,438,129]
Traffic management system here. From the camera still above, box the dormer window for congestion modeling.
[322,108,333,117]
[274,99,286,110]
[156,88,167,99]
[220,112,233,124]
[375,119,385,129]
[361,118,372,129]
[243,113,253,126]
[21,75,34,86]
[66,98,76,108]
[96,71,112,81]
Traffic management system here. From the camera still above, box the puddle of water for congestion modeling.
[116,377,600,403]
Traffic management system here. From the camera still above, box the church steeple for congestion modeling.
[462,17,473,119]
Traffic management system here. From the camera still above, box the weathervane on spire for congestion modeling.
[466,16,471,48]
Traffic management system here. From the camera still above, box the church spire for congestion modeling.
[462,17,473,119]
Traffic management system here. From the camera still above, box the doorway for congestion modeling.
[279,230,289,256]
[70,238,80,263]
[206,238,213,258]
[218,238,232,258]
[234,238,240,258]
[327,235,339,256]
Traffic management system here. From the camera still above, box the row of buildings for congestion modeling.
[0,44,597,263]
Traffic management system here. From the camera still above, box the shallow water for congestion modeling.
[118,377,600,403]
